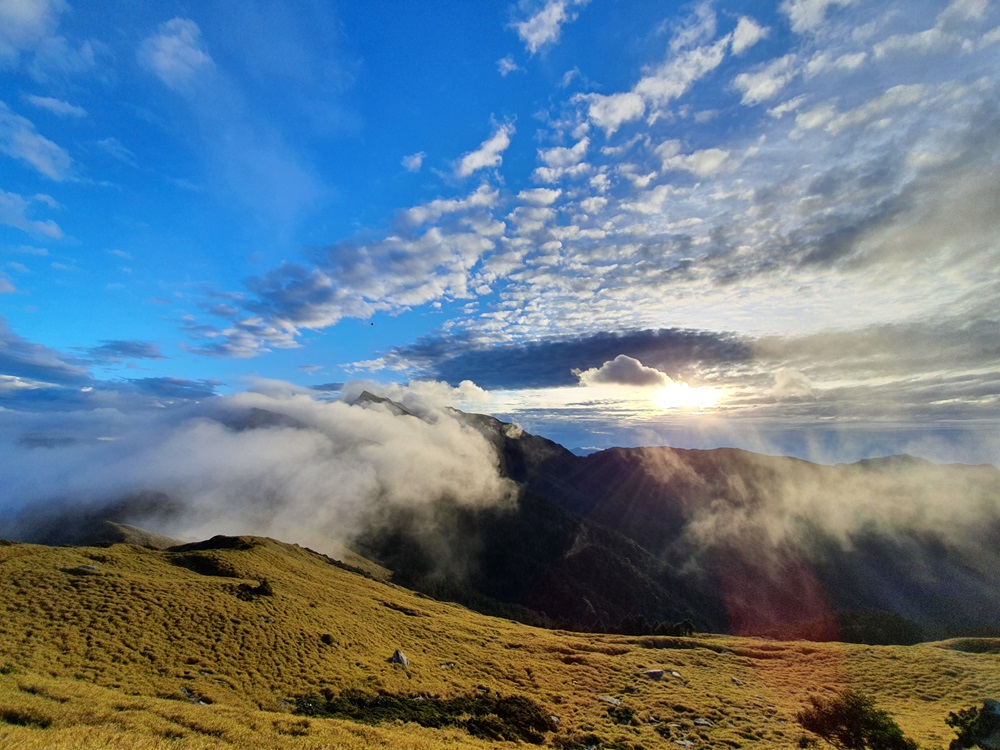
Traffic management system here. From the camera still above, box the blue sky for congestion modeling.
[2,0,999,464]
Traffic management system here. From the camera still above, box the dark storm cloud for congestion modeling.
[386,328,752,389]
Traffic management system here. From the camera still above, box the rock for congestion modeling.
[694,718,713,727]
[731,677,742,685]
[599,696,621,706]
[644,669,665,680]
[388,649,409,667]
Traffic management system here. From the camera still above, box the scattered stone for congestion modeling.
[599,696,621,706]
[644,669,665,680]
[387,649,409,667]
[439,661,456,669]
[731,677,742,685]
[694,718,713,727]
[670,670,682,679]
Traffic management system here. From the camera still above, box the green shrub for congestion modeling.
[946,701,1000,749]
[796,690,917,750]
[293,689,556,744]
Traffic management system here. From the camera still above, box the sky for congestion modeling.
[1,0,999,465]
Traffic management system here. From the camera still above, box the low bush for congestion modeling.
[293,688,556,744]
[796,689,917,750]
[947,701,1000,749]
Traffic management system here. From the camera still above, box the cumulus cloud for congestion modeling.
[137,18,214,91]
[403,183,498,225]
[574,354,673,388]
[512,0,587,54]
[733,54,799,105]
[454,123,515,178]
[772,369,815,400]
[583,92,645,136]
[657,140,732,176]
[731,16,769,55]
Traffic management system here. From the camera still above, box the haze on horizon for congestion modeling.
[1,0,998,467]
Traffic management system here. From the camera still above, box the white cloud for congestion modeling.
[939,0,988,25]
[0,0,65,61]
[808,84,928,136]
[575,354,672,388]
[532,137,593,182]
[512,0,587,54]
[0,102,73,180]
[634,37,730,108]
[403,183,498,225]
[669,0,717,53]
[518,187,562,206]
[401,151,426,172]
[0,276,14,293]
[773,369,815,400]
[780,0,858,35]
[539,136,589,168]
[732,16,769,55]
[584,92,645,136]
[804,51,867,76]
[658,142,731,177]
[767,95,807,118]
[497,55,521,76]
[0,189,62,238]
[733,54,799,105]
[138,18,214,91]
[23,94,86,117]
[454,123,514,178]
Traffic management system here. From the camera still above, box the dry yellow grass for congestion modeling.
[1,536,998,748]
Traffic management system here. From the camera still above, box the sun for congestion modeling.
[652,382,722,411]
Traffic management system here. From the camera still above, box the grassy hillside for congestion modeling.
[1,536,998,749]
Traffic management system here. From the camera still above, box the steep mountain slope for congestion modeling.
[463,413,1000,638]
[1,536,998,749]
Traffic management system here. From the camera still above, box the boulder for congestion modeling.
[388,649,409,667]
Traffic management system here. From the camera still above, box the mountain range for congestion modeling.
[6,395,999,643]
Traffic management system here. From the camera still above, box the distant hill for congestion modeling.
[396,415,1000,640]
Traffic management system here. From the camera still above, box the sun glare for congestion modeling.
[653,382,722,411]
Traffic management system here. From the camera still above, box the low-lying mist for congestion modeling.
[0,383,516,559]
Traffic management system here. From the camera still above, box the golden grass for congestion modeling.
[1,537,998,748]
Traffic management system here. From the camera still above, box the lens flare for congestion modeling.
[652,382,722,411]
